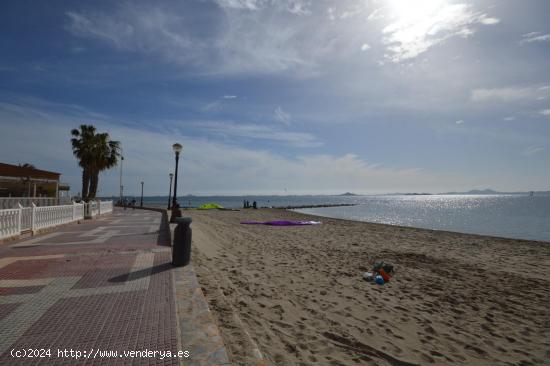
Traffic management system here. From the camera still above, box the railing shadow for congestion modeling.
[108,262,172,283]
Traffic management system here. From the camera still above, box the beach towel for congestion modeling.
[240,220,321,226]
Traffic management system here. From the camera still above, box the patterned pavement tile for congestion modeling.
[0,209,183,365]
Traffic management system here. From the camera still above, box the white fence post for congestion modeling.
[73,202,76,221]
[31,203,36,233]
[17,207,22,235]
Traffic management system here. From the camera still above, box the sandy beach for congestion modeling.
[186,208,550,366]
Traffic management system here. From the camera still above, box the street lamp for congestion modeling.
[170,143,183,222]
[119,152,124,205]
[167,173,174,209]
[140,181,144,208]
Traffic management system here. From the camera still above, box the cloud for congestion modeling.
[361,43,371,51]
[540,109,550,116]
[223,95,237,99]
[471,86,549,103]
[523,146,545,156]
[274,106,291,125]
[480,17,499,25]
[189,120,319,148]
[367,8,384,21]
[215,0,311,14]
[520,32,550,44]
[0,97,458,195]
[382,3,499,62]
[215,0,263,10]
[503,116,515,121]
[455,119,464,124]
[65,8,205,67]
[201,101,223,112]
[64,2,327,76]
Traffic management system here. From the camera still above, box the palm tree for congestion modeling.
[88,133,120,199]
[71,125,120,200]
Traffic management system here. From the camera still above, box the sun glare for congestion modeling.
[388,0,448,22]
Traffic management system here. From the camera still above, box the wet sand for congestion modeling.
[186,208,550,366]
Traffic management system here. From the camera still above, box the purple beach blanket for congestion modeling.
[240,220,321,226]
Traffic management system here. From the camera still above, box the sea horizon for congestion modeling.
[112,194,550,243]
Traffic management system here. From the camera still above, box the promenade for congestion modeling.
[0,208,227,365]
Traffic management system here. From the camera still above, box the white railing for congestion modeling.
[0,200,113,240]
[74,202,84,221]
[84,201,98,218]
[33,204,75,231]
[19,205,33,231]
[0,197,72,209]
[91,201,99,216]
[99,200,113,214]
[0,209,21,240]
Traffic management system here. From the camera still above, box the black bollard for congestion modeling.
[172,217,192,266]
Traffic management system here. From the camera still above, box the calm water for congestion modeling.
[295,195,550,242]
[129,194,550,242]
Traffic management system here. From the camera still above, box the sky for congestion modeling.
[0,0,549,196]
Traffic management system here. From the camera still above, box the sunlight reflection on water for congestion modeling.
[295,195,550,242]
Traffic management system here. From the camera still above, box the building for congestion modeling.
[0,162,70,198]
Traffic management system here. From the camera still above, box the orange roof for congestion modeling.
[0,162,61,180]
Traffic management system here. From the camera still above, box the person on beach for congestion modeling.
[253,201,257,209]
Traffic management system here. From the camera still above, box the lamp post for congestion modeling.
[140,181,144,208]
[119,150,124,205]
[170,143,183,222]
[167,173,173,209]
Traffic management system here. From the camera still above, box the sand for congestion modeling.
[185,208,550,366]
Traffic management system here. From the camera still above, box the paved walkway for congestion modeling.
[0,208,219,365]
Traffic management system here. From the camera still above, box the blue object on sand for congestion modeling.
[375,275,385,285]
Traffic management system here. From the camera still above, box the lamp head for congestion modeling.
[172,143,183,154]
[169,173,174,178]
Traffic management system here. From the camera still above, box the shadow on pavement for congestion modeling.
[108,262,173,283]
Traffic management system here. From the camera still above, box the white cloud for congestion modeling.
[0,98,458,195]
[215,0,263,10]
[215,0,311,14]
[480,17,499,25]
[327,7,335,21]
[361,43,371,51]
[189,120,318,147]
[520,32,550,44]
[540,109,550,116]
[201,101,223,112]
[471,86,549,103]
[367,8,384,21]
[223,95,237,99]
[455,119,464,124]
[275,106,291,125]
[503,116,515,121]
[523,146,545,156]
[382,2,499,62]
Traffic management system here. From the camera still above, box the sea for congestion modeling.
[129,194,550,242]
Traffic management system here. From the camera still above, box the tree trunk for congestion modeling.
[89,169,99,199]
[81,168,90,201]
